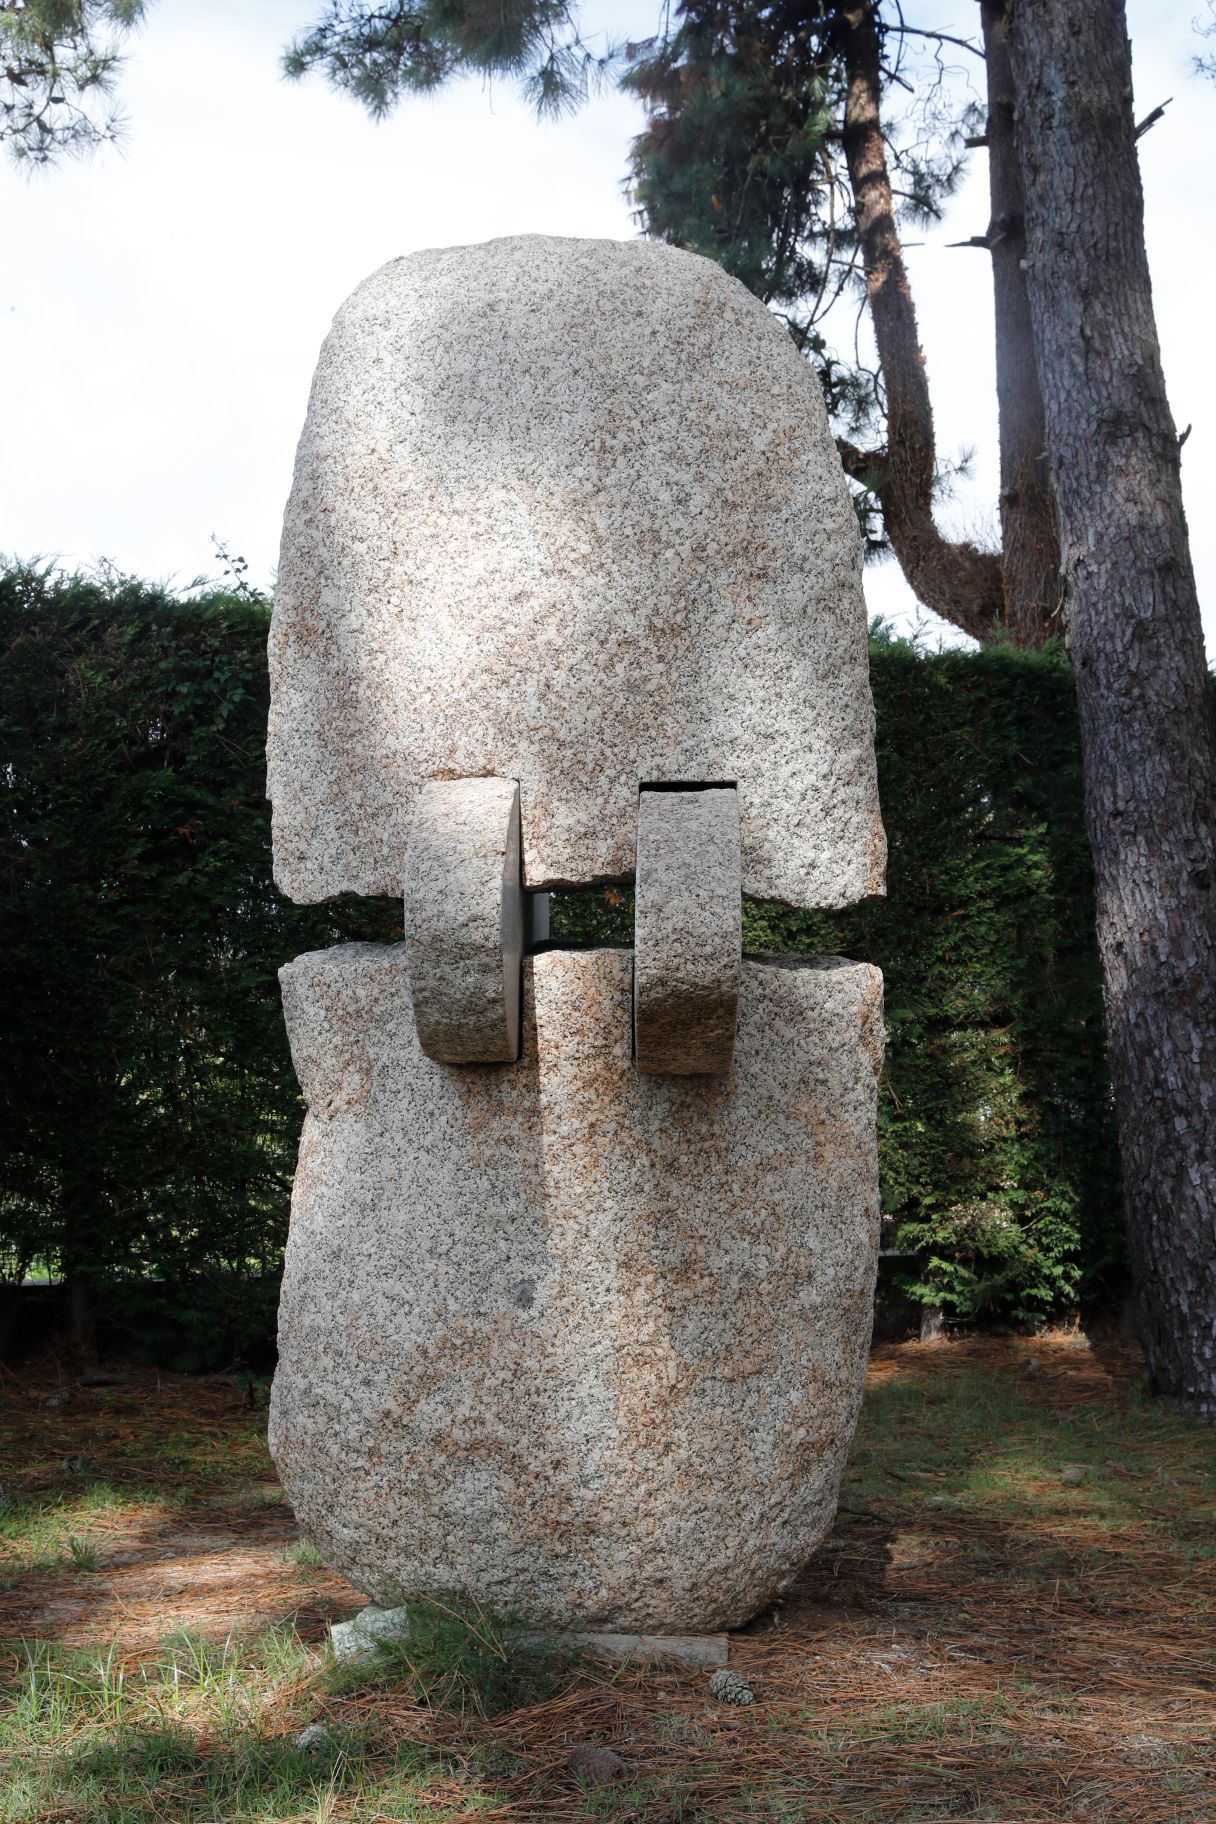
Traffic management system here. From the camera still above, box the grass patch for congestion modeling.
[342,1593,562,1719]
[0,1628,466,1823]
[842,1347,1216,1571]
[284,1537,325,1568]
[0,1482,155,1584]
[66,1533,99,1572]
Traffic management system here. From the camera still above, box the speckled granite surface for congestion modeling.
[403,777,521,1064]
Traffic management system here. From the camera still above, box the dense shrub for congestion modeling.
[1,567,1122,1357]
[0,566,396,1364]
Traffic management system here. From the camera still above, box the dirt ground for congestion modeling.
[2,1332,1214,1822]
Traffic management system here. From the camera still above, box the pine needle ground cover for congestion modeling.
[2,1336,1213,1822]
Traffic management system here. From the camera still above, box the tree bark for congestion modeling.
[978,0,1060,645]
[837,4,1005,643]
[1007,0,1216,1412]
[64,1267,97,1367]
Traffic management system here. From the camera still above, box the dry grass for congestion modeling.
[1,1333,1214,1821]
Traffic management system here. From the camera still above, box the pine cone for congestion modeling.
[707,1667,754,1705]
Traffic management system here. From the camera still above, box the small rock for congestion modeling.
[707,1667,754,1706]
[1125,1733,1171,1767]
[355,1603,411,1642]
[44,1390,70,1408]
[330,1619,376,1665]
[293,1724,331,1753]
[567,1744,628,1782]
[1061,1464,1086,1486]
[330,1603,411,1665]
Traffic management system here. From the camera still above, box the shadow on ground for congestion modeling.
[2,1333,1214,1821]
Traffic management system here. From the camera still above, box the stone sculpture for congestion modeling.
[267,235,885,1636]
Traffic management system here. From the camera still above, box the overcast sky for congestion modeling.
[3,0,1213,652]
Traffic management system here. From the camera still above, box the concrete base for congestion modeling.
[329,1606,729,1669]
[543,1631,730,1668]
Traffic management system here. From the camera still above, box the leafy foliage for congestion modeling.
[0,565,397,1364]
[1195,0,1216,80]
[624,3,840,308]
[622,1,874,440]
[624,1,974,556]
[0,0,146,167]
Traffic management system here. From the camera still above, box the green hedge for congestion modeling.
[0,568,1123,1363]
[0,567,397,1365]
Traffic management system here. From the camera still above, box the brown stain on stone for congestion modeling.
[857,966,886,1081]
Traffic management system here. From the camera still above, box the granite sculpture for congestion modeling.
[267,235,885,1635]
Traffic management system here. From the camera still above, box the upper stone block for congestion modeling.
[268,235,885,908]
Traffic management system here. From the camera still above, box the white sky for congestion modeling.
[2,0,1213,653]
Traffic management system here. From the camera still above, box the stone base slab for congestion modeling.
[330,1606,729,1669]
[542,1631,730,1668]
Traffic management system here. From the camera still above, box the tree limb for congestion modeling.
[835,436,886,483]
[835,3,1003,643]
[1134,97,1171,138]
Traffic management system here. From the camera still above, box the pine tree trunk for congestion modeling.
[1007,0,1216,1412]
[837,3,1004,642]
[64,1265,97,1367]
[979,0,1060,646]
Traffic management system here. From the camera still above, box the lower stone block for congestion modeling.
[271,947,883,1632]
